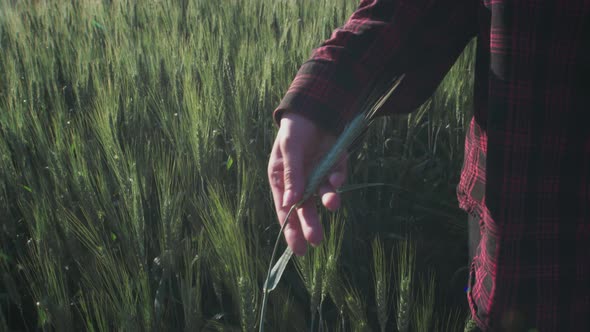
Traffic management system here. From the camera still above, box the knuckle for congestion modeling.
[267,163,276,178]
[269,173,283,189]
[283,168,298,188]
[267,162,275,177]
[267,159,282,177]
[280,133,297,149]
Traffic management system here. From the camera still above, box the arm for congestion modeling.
[269,0,479,255]
[275,0,479,134]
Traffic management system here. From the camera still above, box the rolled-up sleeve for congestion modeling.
[274,0,479,134]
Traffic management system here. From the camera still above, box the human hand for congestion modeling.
[267,112,347,256]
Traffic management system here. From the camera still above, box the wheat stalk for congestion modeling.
[396,240,415,332]
[413,270,436,331]
[259,74,405,331]
[372,237,391,332]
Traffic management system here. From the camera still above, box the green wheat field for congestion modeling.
[0,0,476,330]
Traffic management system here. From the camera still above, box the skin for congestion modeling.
[267,112,348,256]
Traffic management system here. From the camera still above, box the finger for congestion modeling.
[282,208,307,256]
[270,170,307,256]
[279,133,305,207]
[268,136,286,214]
[268,137,285,193]
[297,199,323,247]
[328,171,346,191]
[320,155,347,211]
[329,154,348,189]
[318,183,341,211]
[269,137,306,255]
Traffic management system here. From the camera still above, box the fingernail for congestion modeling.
[282,190,295,207]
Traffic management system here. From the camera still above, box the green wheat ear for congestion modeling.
[372,236,392,332]
[413,270,436,331]
[344,282,370,332]
[395,240,416,332]
[259,74,405,332]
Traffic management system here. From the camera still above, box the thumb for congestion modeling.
[280,135,305,208]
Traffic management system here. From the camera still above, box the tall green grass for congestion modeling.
[1,0,475,330]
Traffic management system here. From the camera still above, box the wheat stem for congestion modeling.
[259,204,298,332]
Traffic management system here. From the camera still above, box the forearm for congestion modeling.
[275,0,478,134]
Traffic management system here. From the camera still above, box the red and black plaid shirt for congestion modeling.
[274,0,590,330]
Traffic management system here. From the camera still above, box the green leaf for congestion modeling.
[226,155,234,171]
[263,247,293,292]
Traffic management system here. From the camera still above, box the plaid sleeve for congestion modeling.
[274,0,479,134]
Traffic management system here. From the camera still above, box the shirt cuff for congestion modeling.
[273,59,363,135]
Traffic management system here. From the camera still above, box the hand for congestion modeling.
[267,112,347,256]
